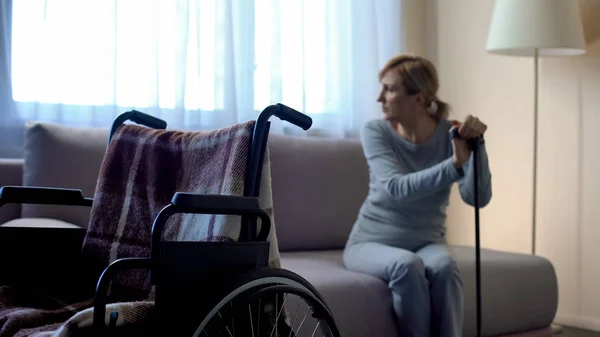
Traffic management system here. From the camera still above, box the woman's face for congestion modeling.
[377,70,422,122]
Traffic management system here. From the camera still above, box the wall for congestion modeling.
[537,0,600,329]
[427,0,536,254]
[422,0,600,331]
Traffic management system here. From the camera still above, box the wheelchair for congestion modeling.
[0,104,340,337]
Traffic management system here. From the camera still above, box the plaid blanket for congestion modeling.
[0,120,281,336]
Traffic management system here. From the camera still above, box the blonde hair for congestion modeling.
[379,54,450,119]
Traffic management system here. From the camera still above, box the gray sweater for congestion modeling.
[346,118,492,247]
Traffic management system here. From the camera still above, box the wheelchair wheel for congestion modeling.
[192,268,340,337]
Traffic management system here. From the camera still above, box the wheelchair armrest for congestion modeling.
[171,193,266,216]
[151,193,271,250]
[0,225,87,294]
[172,193,270,235]
[0,186,94,207]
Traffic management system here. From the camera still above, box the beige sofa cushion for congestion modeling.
[21,122,109,227]
[281,247,558,337]
[0,159,25,225]
[268,134,369,251]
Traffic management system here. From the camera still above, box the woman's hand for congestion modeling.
[450,115,487,168]
[453,115,487,139]
[451,136,470,168]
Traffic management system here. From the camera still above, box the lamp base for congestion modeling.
[551,323,564,335]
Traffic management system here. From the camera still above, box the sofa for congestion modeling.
[0,121,559,337]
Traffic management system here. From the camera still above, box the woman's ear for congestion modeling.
[413,92,426,106]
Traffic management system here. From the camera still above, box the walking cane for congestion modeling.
[451,127,482,337]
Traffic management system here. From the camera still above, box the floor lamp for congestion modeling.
[486,0,586,334]
[486,0,586,256]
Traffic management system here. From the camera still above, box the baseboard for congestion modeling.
[554,314,600,332]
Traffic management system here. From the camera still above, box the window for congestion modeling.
[12,0,342,117]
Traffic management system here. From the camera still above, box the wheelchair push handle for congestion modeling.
[274,103,312,130]
[128,110,168,130]
[108,110,168,148]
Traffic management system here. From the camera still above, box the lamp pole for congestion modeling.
[532,47,538,256]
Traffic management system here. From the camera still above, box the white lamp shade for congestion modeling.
[486,0,586,57]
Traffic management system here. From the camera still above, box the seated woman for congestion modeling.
[343,54,493,337]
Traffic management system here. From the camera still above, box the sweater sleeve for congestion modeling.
[457,140,493,207]
[361,120,463,202]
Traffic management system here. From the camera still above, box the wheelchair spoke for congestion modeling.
[249,304,255,337]
[218,311,234,337]
[257,298,261,337]
[288,303,301,337]
[311,321,321,337]
[192,271,339,337]
[295,306,311,336]
[269,293,288,337]
[231,301,235,337]
[201,296,336,337]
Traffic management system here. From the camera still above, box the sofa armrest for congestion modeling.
[0,159,24,224]
[0,225,87,296]
[0,186,94,207]
[0,185,93,297]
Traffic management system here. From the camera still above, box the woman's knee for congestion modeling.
[342,243,387,278]
[344,242,427,283]
[388,254,426,282]
[427,254,461,282]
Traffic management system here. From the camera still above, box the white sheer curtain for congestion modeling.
[1,0,404,157]
[1,0,24,158]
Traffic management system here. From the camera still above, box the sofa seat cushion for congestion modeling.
[280,250,399,337]
[0,218,82,228]
[280,246,558,337]
[451,245,558,337]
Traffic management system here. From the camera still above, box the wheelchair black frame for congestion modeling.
[90,104,312,334]
[0,103,313,336]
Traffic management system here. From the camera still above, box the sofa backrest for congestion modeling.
[20,122,370,251]
[267,134,369,251]
[22,122,109,227]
